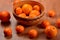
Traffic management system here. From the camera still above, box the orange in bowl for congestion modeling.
[22,4,32,15]
[18,13,26,18]
[33,5,40,11]
[15,7,22,15]
[29,10,40,18]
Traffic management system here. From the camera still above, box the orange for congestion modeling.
[56,18,60,28]
[41,20,50,28]
[18,13,26,18]
[45,25,57,38]
[33,5,40,11]
[22,4,32,15]
[1,11,10,22]
[16,25,24,33]
[48,10,55,17]
[28,29,38,38]
[4,27,12,36]
[15,7,22,15]
[29,10,40,18]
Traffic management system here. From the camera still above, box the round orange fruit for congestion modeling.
[16,25,24,33]
[18,13,26,18]
[33,5,40,11]
[28,29,38,38]
[22,4,32,15]
[45,25,57,38]
[4,27,12,36]
[41,20,50,28]
[1,11,10,22]
[48,10,55,17]
[56,18,60,28]
[15,7,22,15]
[29,10,40,18]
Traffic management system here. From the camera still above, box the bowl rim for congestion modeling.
[13,1,45,20]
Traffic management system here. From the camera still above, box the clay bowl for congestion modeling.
[13,1,44,25]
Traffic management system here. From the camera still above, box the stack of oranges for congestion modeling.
[15,4,41,18]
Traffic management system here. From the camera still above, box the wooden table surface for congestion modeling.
[0,0,60,40]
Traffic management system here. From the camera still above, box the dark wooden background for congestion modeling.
[0,0,60,40]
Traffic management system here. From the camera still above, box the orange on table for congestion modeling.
[56,18,60,28]
[1,11,10,22]
[33,5,40,11]
[29,10,40,18]
[48,10,55,17]
[4,27,12,36]
[16,25,25,33]
[22,4,32,15]
[28,29,38,38]
[18,13,26,18]
[41,20,50,28]
[45,25,57,38]
[15,7,22,15]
